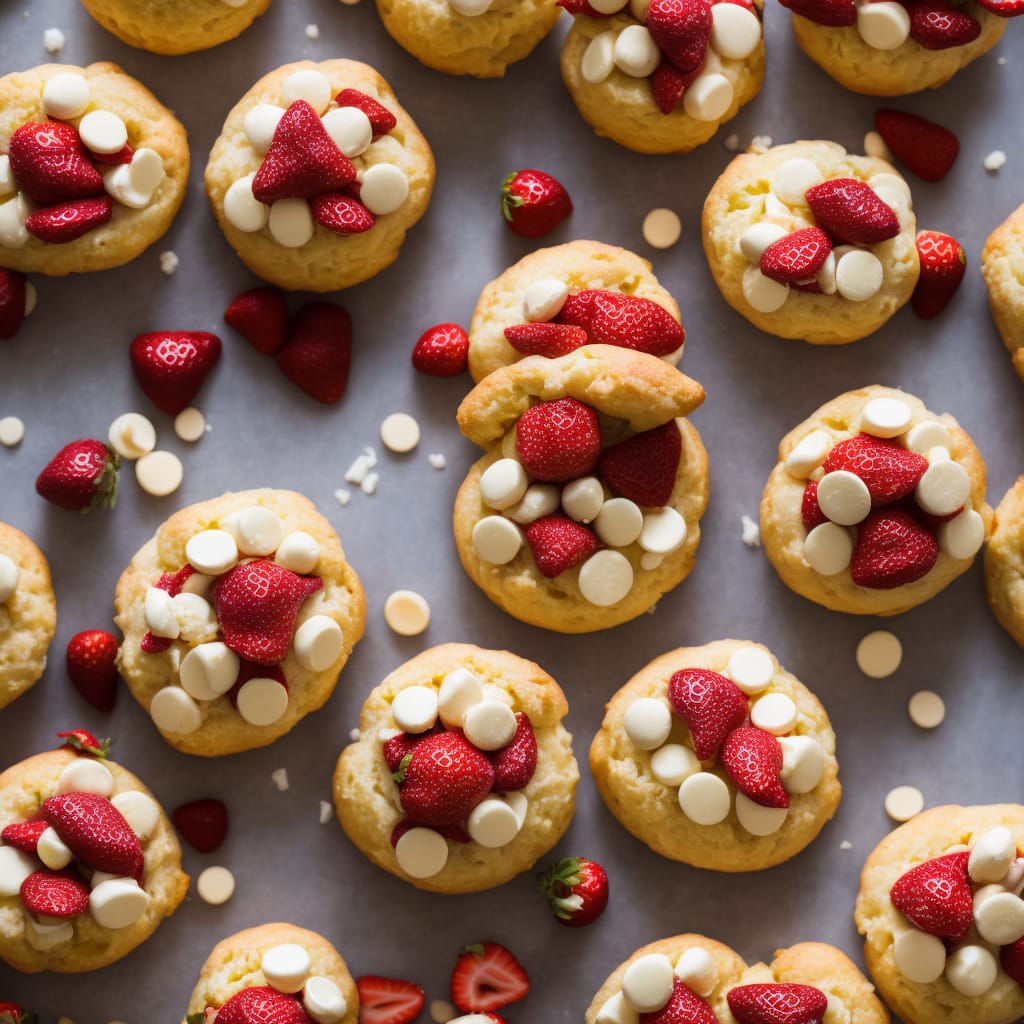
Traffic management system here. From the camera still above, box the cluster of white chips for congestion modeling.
[622,645,827,837]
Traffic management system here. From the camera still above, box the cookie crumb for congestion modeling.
[333,488,351,507]
[319,800,332,825]
[997,55,1007,65]
[428,452,447,470]
[840,840,852,851]
[430,1000,457,1024]
[885,785,924,822]
[741,514,760,548]
[196,865,235,905]
[305,23,320,38]
[43,27,66,52]
[271,768,290,792]
[723,133,740,152]
[349,728,360,741]
[344,447,377,485]
[159,250,179,276]
[908,690,945,729]
[361,471,379,496]
[984,150,1007,173]
[0,416,25,447]
[856,630,902,678]
[750,135,773,151]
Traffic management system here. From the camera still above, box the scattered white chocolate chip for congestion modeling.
[360,165,409,216]
[481,458,529,510]
[939,508,985,560]
[305,23,321,39]
[111,791,160,840]
[334,489,351,507]
[908,690,944,730]
[42,72,90,119]
[89,877,149,928]
[856,630,902,678]
[79,110,128,154]
[0,416,24,447]
[741,514,761,548]
[622,954,675,1014]
[282,69,332,114]
[37,827,73,870]
[384,589,431,636]
[438,668,483,727]
[57,758,114,796]
[392,685,439,734]
[129,148,164,195]
[725,646,774,695]
[150,686,202,734]
[723,133,740,151]
[294,615,344,672]
[984,150,1007,173]
[135,450,183,496]
[463,700,517,751]
[835,250,883,302]
[785,430,833,479]
[750,692,797,735]
[893,928,946,983]
[640,552,663,570]
[174,407,206,443]
[276,531,320,573]
[186,529,238,575]
[0,846,35,896]
[271,768,290,792]
[678,772,731,825]
[863,130,891,161]
[224,174,269,232]
[562,476,605,523]
[740,222,788,262]
[321,107,373,158]
[0,156,13,198]
[779,735,826,794]
[173,593,219,643]
[472,516,522,564]
[395,826,448,879]
[523,278,570,322]
[735,792,789,836]
[361,472,379,496]
[43,28,66,53]
[856,1,910,49]
[969,827,1016,884]
[262,943,312,995]
[945,945,998,996]
[303,976,348,1024]
[742,266,789,313]
[595,498,644,548]
[268,198,315,247]
[108,412,157,460]
[578,550,633,606]
[638,507,687,554]
[449,0,494,14]
[642,208,682,250]
[804,522,854,575]
[816,470,871,525]
[236,676,289,726]
[683,73,734,122]
[623,697,672,751]
[650,743,699,787]
[159,250,180,276]
[0,193,30,249]
[614,25,662,78]
[429,453,447,470]
[771,159,823,206]
[196,865,235,905]
[507,484,560,525]
[319,800,333,825]
[885,785,924,822]
[467,796,520,848]
[380,412,421,454]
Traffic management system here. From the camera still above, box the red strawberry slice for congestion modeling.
[1000,936,1024,986]
[973,0,1024,15]
[640,979,716,1024]
[1,819,48,853]
[849,508,939,589]
[650,61,703,115]
[504,322,589,358]
[334,89,398,137]
[56,728,110,758]
[224,287,289,356]
[66,629,119,712]
[36,439,119,512]
[212,559,322,665]
[727,983,829,1024]
[412,322,469,377]
[25,196,113,244]
[556,289,685,357]
[912,230,966,319]
[276,301,352,404]
[89,143,133,166]
[801,481,827,528]
[130,331,222,416]
[356,976,425,1024]
[252,100,356,203]
[805,178,900,246]
[7,120,105,205]
[311,193,375,235]
[667,669,749,760]
[905,0,981,48]
[778,0,855,23]
[172,798,228,853]
[451,942,530,1013]
[489,711,538,790]
[140,633,173,654]
[874,110,959,182]
[890,851,973,940]
[396,732,494,827]
[524,515,599,578]
[599,421,682,507]
[19,869,90,918]
[384,731,424,773]
[0,268,27,340]
[759,228,832,284]
[822,434,928,505]
[216,986,309,1024]
[41,792,143,876]
[515,397,601,482]
[720,727,789,808]
[647,0,713,72]
[155,565,196,597]
[557,0,614,13]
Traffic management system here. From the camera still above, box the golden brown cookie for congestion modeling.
[591,640,840,872]
[0,523,56,711]
[333,643,578,894]
[984,477,1024,649]
[114,488,366,756]
[205,60,434,292]
[0,63,188,275]
[702,140,919,344]
[183,923,358,1024]
[855,805,1024,1024]
[0,745,188,974]
[454,345,707,633]
[761,385,991,615]
[981,202,1024,382]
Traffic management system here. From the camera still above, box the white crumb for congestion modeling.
[723,133,739,152]
[840,840,852,851]
[428,452,447,470]
[333,488,351,507]
[750,135,772,151]
[361,472,379,496]
[305,23,320,38]
[741,514,761,548]
[43,27,65,52]
[984,150,1007,173]
[349,728,360,741]
[271,768,289,792]
[997,55,1007,65]
[319,800,332,825]
[159,250,179,276]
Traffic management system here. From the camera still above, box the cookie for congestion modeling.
[0,63,189,275]
[183,922,358,1024]
[0,522,56,711]
[981,202,1024,383]
[204,60,434,292]
[454,345,708,633]
[761,385,991,615]
[591,639,840,872]
[79,0,273,55]
[114,488,366,756]
[467,239,685,382]
[984,477,1024,649]
[0,743,188,974]
[702,139,919,344]
[855,804,1024,1024]
[560,1,765,154]
[333,643,578,894]
[375,0,560,77]
[587,934,887,1024]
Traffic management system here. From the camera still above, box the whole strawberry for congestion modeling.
[130,331,222,415]
[36,439,119,512]
[172,798,229,853]
[0,1002,34,1024]
[489,711,538,790]
[524,515,599,578]
[501,170,573,239]
[874,110,959,182]
[667,668,749,760]
[849,508,938,589]
[7,121,104,205]
[276,301,352,404]
[395,731,494,827]
[912,230,966,319]
[538,856,608,927]
[41,791,143,876]
[822,434,927,504]
[224,287,289,356]
[516,397,601,482]
[599,421,682,507]
[412,322,469,377]
[66,630,119,712]
[56,728,110,758]
[0,269,27,340]
[215,986,308,1024]
[974,0,1024,14]
[19,868,90,918]
[889,851,973,939]
[556,290,685,356]
[727,983,828,1024]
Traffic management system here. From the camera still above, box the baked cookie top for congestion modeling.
[981,201,1024,382]
[115,488,366,757]
[985,477,1024,649]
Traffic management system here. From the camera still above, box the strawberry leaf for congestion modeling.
[392,752,413,786]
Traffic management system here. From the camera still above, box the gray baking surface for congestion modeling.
[1,1,1023,1021]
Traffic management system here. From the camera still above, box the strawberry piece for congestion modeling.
[25,196,113,243]
[397,732,494,827]
[650,61,703,115]
[556,289,685,356]
[0,1002,29,1024]
[905,0,981,48]
[667,669,749,760]
[56,728,110,758]
[778,0,855,23]
[252,100,356,203]
[172,798,228,853]
[66,630,119,712]
[504,322,589,358]
[641,978,716,1024]
[41,791,143,876]
[599,421,682,507]
[334,89,398,137]
[412,322,469,377]
[1000,936,1024,987]
[356,976,425,1024]
[849,508,939,589]
[7,121,104,205]
[647,0,713,72]
[973,0,1024,14]
[801,480,827,528]
[515,397,601,483]
[721,727,789,808]
[212,559,322,665]
[35,439,119,512]
[155,565,196,597]
[130,331,222,415]
[384,732,423,773]
[216,986,309,1024]
[524,515,599,578]
[727,983,828,1024]
[0,269,27,340]
[451,942,530,1014]
[501,169,573,239]
[557,0,613,13]
[224,287,289,357]
[890,851,973,939]
[276,301,352,404]
[874,110,959,182]
[759,228,832,285]
[1,820,48,854]
[489,711,538,790]
[912,230,966,319]
[140,633,173,654]
[805,178,899,246]
[539,856,609,928]
[89,143,133,166]
[19,869,90,918]
[823,433,928,505]
[311,193,375,235]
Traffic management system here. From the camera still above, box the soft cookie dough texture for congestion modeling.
[985,477,1024,649]
[0,523,56,711]
[856,804,1024,1024]
[334,643,578,894]
[184,923,358,1023]
[79,0,273,55]
[0,63,188,275]
[115,488,366,756]
[702,140,919,344]
[981,202,1024,383]
[205,60,434,292]
[0,749,188,973]
[468,239,683,382]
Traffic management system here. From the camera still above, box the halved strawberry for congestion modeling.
[667,669,749,760]
[759,228,832,284]
[1000,935,1024,987]
[451,942,530,1014]
[641,978,716,1024]
[912,230,966,319]
[216,986,308,1024]
[276,302,352,404]
[822,434,927,505]
[874,110,959,183]
[224,287,289,357]
[516,398,601,482]
[356,976,425,1024]
[720,727,789,808]
[130,331,222,416]
[172,798,228,853]
[7,121,104,205]
[805,178,899,246]
[727,983,828,1024]
[599,421,682,507]
[41,792,143,876]
[311,193,375,236]
[778,0,855,23]
[19,868,90,918]
[890,851,973,940]
[1,820,48,854]
[0,269,27,340]
[524,515,599,578]
[25,196,113,243]
[801,480,827,528]
[334,89,398,137]
[556,290,685,357]
[489,712,538,790]
[905,0,981,49]
[650,61,703,115]
[849,508,938,589]
[504,322,589,358]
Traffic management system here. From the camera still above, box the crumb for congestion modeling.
[43,27,66,52]
[344,447,377,485]
[333,488,351,507]
[349,728,360,741]
[428,452,447,470]
[750,135,772,151]
[159,250,179,276]
[319,800,332,825]
[305,23,320,38]
[984,150,1007,173]
[840,840,852,851]
[723,133,739,152]
[741,514,760,548]
[361,471,379,496]
[271,768,289,792]
[997,55,1007,65]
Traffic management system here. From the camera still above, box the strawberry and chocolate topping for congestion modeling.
[596,948,718,1021]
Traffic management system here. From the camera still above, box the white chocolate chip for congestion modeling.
[392,685,439,734]
[975,891,1024,945]
[294,615,343,672]
[236,676,289,726]
[245,104,287,154]
[742,266,789,313]
[108,412,156,460]
[0,846,37,896]
[613,25,661,77]
[360,164,409,216]
[939,508,984,560]
[0,194,30,249]
[724,646,774,695]
[562,477,605,523]
[904,420,952,454]
[261,943,312,995]
[595,498,644,548]
[110,791,160,840]
[622,954,675,1014]
[779,735,826,794]
[467,796,520,848]
[969,827,1017,884]
[395,826,448,879]
[984,150,1007,173]
[507,484,560,525]
[383,589,431,636]
[650,743,699,786]
[595,992,638,1024]
[78,110,127,154]
[785,430,832,478]
[144,587,180,639]
[186,529,239,575]
[276,532,320,574]
[472,516,522,564]
[303,976,348,1024]
[893,928,946,983]
[480,458,529,510]
[816,470,871,525]
[224,174,269,233]
[151,686,202,734]
[180,642,239,701]
[640,552,663,570]
[523,278,570,322]
[321,107,373,158]
[856,630,902,678]
[623,697,672,751]
[429,1001,457,1024]
[102,163,152,209]
[42,72,91,119]
[771,159,823,206]
[380,412,421,454]
[174,407,206,442]
[450,0,493,14]
[196,865,235,905]
[282,70,332,114]
[710,2,761,58]
[673,947,717,997]
[816,250,838,295]
[885,785,924,822]
[129,149,164,195]
[861,397,913,438]
[835,250,883,302]
[173,593,219,643]
[57,758,114,797]
[750,692,797,735]
[578,550,633,606]
[945,945,998,996]
[271,768,290,792]
[234,507,283,557]
[908,690,944,729]
[638,507,687,555]
[915,460,970,516]
[678,772,731,825]
[37,827,73,870]
[682,73,734,122]
[0,156,14,198]
[268,198,315,247]
[135,450,183,496]
[319,800,333,825]
[856,1,910,49]
[89,877,150,929]
[763,192,793,223]
[804,522,854,576]
[463,699,517,751]
[740,222,788,262]
[735,791,789,836]
[642,208,682,250]
[438,668,483,728]
[0,554,19,603]
[0,416,24,447]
